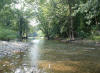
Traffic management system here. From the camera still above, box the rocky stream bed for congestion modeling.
[0,41,30,58]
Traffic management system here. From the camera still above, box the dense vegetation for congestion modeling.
[0,0,31,41]
[34,0,100,40]
[0,0,100,41]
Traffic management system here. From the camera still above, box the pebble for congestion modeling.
[0,41,30,58]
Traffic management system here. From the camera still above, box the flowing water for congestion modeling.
[0,38,100,73]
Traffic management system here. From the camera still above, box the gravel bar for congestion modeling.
[0,41,31,58]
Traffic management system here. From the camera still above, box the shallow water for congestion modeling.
[0,38,100,73]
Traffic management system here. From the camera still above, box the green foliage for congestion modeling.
[0,0,100,41]
[0,27,17,40]
[93,36,100,41]
[37,30,44,37]
[35,0,100,40]
[0,0,30,41]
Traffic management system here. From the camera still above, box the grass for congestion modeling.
[93,36,100,41]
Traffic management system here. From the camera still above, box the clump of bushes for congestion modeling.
[0,27,17,41]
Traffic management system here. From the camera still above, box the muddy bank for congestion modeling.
[0,41,31,58]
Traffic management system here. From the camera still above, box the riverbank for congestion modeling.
[0,41,31,58]
[71,40,100,46]
[58,38,100,47]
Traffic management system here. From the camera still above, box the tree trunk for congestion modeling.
[67,0,75,41]
[19,17,23,41]
[46,32,50,40]
[95,17,98,30]
[71,16,74,40]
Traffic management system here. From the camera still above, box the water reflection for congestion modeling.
[14,39,45,73]
[29,40,40,66]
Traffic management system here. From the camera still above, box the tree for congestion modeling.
[26,0,100,40]
[0,0,30,41]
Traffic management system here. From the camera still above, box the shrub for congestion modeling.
[0,27,17,41]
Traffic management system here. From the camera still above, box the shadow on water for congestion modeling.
[0,38,100,73]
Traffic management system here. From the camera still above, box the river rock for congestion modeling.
[0,41,30,58]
